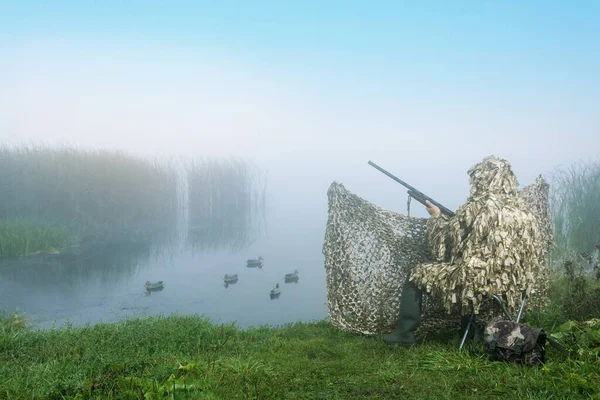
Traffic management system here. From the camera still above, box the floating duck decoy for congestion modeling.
[269,283,281,299]
[145,280,164,291]
[223,274,239,284]
[246,256,264,268]
[284,269,299,283]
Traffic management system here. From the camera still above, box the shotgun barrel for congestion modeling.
[368,160,455,217]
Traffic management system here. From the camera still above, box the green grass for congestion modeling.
[0,218,70,258]
[0,309,598,400]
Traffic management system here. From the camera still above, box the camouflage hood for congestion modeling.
[467,155,519,199]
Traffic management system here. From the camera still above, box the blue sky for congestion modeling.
[3,1,598,91]
[1,1,599,213]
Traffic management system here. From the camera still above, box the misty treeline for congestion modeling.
[0,145,266,250]
[549,158,600,258]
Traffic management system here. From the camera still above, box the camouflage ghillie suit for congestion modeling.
[409,156,549,317]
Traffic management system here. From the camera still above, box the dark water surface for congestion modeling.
[0,204,330,330]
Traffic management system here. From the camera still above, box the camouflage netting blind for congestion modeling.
[323,166,553,336]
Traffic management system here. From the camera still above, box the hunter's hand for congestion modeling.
[425,200,441,217]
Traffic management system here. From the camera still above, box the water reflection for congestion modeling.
[186,227,259,253]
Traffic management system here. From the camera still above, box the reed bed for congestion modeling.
[0,218,70,258]
[0,144,179,241]
[0,145,266,257]
[549,158,600,258]
[186,156,267,251]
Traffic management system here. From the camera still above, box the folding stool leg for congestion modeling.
[491,292,527,323]
[459,312,476,351]
[516,293,527,323]
[491,295,513,321]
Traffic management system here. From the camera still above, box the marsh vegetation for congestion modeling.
[0,144,267,258]
[186,157,267,252]
[549,158,600,260]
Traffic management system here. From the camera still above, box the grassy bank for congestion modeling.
[0,218,70,258]
[1,311,598,400]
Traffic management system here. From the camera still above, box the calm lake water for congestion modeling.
[0,190,331,330]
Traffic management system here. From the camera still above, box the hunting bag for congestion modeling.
[483,319,547,366]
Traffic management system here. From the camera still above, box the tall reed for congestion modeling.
[0,144,179,241]
[0,218,70,258]
[549,158,600,258]
[0,144,266,255]
[186,156,267,251]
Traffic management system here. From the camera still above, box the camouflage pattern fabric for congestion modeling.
[484,318,547,366]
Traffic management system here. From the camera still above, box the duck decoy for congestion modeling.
[284,269,299,283]
[269,283,281,299]
[223,274,239,287]
[247,256,264,268]
[145,280,164,291]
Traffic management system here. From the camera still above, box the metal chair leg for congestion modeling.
[491,293,527,323]
[459,312,476,351]
[516,293,527,323]
[491,295,513,321]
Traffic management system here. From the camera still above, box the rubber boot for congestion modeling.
[383,278,422,347]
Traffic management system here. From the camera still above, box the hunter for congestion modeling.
[384,155,547,347]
